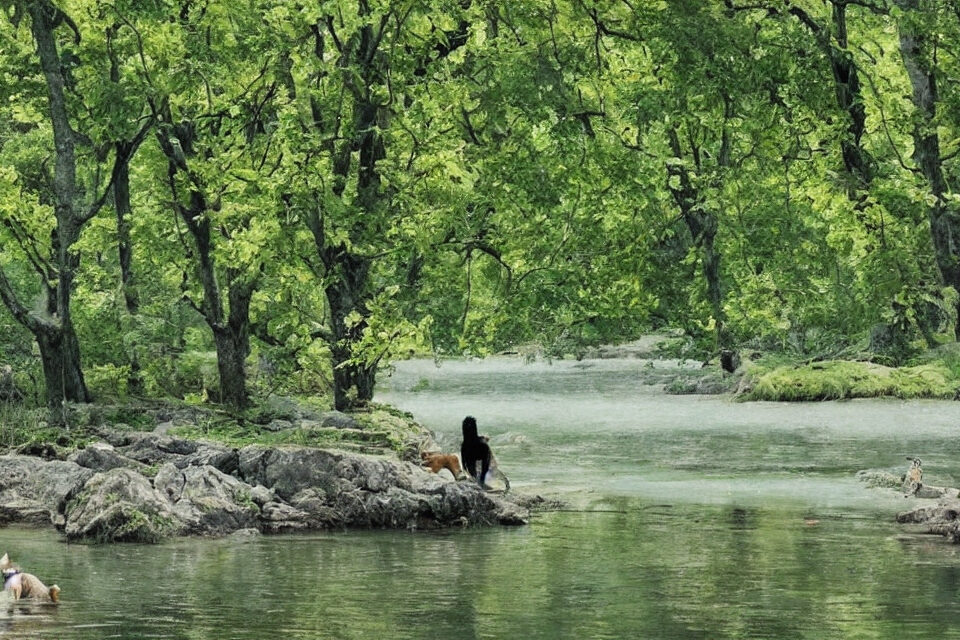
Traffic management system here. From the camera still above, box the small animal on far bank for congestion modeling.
[902,457,923,497]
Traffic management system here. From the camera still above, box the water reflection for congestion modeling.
[0,356,959,638]
[2,505,960,638]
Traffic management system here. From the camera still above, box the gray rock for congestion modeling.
[916,485,958,499]
[260,501,312,533]
[263,419,293,432]
[0,498,56,526]
[153,464,259,536]
[113,434,237,474]
[259,395,303,421]
[153,421,175,435]
[64,468,180,542]
[0,455,93,523]
[180,443,239,474]
[897,497,960,543]
[238,445,528,529]
[320,411,360,430]
[288,488,339,527]
[98,429,139,448]
[249,485,275,506]
[238,446,345,500]
[68,442,150,474]
[118,434,198,464]
[2,440,529,541]
[856,469,903,490]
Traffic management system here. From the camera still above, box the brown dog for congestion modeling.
[420,451,464,478]
[0,553,59,603]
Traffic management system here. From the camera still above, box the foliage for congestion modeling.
[0,0,958,413]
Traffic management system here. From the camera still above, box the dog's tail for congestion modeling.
[48,585,59,603]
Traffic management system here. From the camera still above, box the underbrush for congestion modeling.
[0,403,102,454]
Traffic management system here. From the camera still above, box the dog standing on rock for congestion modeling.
[420,451,465,479]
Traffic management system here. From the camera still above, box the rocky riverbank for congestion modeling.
[0,409,530,543]
[857,466,960,543]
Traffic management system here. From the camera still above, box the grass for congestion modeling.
[743,360,960,401]
[0,403,105,454]
[171,403,428,455]
[0,394,429,460]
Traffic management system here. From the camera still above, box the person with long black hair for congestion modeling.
[460,415,491,486]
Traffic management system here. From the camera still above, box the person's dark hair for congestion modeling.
[460,415,490,484]
[462,415,478,439]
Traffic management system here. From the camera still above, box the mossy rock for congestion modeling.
[743,360,960,401]
[64,468,181,543]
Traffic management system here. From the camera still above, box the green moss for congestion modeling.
[171,402,429,455]
[743,360,960,401]
[111,507,175,544]
[233,488,260,513]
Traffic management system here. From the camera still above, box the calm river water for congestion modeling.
[3,357,960,639]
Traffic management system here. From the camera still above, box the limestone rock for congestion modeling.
[68,442,149,474]
[856,469,903,490]
[259,501,312,533]
[237,446,344,499]
[263,419,293,432]
[64,468,180,542]
[181,444,239,474]
[249,484,275,506]
[897,497,960,543]
[319,411,360,430]
[118,434,198,464]
[0,455,93,524]
[153,463,259,536]
[113,433,237,474]
[238,445,528,529]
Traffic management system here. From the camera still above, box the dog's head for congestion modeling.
[906,457,922,468]
[0,554,9,571]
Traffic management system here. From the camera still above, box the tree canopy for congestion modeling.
[0,0,958,411]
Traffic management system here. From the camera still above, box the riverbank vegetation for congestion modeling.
[1,0,960,429]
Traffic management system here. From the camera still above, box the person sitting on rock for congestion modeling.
[460,416,491,487]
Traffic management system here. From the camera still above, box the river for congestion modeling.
[2,356,960,638]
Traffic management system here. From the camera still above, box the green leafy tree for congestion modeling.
[0,1,149,408]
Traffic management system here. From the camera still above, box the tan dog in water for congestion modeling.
[0,553,60,603]
[420,451,464,478]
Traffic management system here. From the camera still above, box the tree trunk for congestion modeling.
[115,147,143,392]
[26,2,90,407]
[303,15,389,412]
[827,2,872,193]
[212,327,249,409]
[156,116,257,409]
[36,321,88,409]
[666,127,732,354]
[896,3,960,337]
[325,251,374,411]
